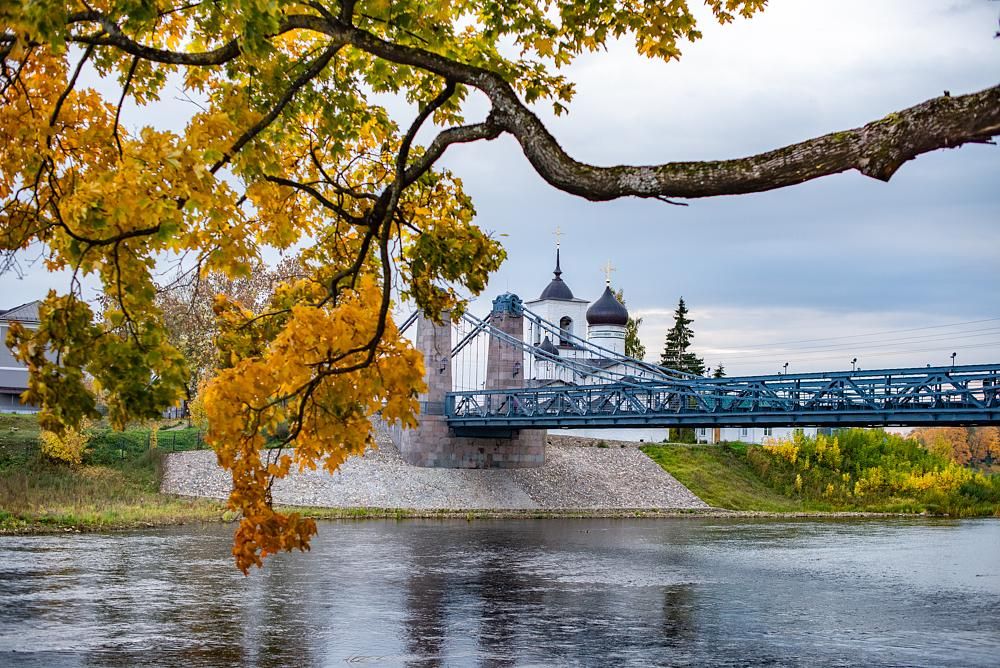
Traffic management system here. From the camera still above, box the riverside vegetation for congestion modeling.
[0,413,225,532]
[3,413,998,531]
[643,429,1000,516]
[0,414,404,532]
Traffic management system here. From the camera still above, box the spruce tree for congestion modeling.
[713,363,726,378]
[659,297,705,375]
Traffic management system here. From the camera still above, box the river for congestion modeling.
[1,518,998,666]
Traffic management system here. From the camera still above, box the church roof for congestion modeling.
[586,286,629,326]
[537,336,559,356]
[538,248,575,301]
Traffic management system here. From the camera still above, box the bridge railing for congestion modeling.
[445,364,1000,428]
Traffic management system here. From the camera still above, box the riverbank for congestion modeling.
[6,424,995,535]
[643,436,1000,517]
[161,433,710,511]
[0,450,225,533]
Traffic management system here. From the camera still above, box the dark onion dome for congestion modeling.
[586,285,629,326]
[537,336,559,356]
[538,248,575,301]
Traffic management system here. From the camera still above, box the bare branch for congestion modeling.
[336,23,1000,201]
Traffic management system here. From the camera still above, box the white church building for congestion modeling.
[523,249,820,445]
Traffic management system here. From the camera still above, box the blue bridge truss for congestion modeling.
[446,364,1000,434]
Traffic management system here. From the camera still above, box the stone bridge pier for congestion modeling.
[399,295,546,468]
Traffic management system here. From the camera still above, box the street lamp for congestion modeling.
[951,352,957,369]
[783,362,789,376]
[851,357,858,372]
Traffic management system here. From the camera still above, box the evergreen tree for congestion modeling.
[713,363,726,378]
[613,288,646,360]
[659,297,705,375]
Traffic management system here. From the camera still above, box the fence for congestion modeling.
[0,428,207,466]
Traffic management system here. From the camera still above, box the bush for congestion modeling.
[744,429,1000,514]
[39,418,92,465]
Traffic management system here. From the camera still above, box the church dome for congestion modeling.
[537,336,559,356]
[538,248,575,301]
[586,286,629,326]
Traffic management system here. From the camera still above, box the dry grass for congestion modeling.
[0,450,225,532]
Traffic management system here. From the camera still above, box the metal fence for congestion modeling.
[0,428,207,465]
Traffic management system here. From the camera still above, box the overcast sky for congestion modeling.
[443,0,1000,375]
[4,0,998,376]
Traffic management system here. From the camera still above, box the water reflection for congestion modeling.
[0,519,998,666]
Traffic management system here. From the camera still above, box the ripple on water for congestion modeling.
[0,519,998,667]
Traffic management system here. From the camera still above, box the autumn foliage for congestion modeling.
[4,1,996,570]
[0,0,776,572]
[747,430,1000,515]
[39,417,93,465]
[909,427,1000,469]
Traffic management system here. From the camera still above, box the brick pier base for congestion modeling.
[400,417,545,468]
[399,299,546,469]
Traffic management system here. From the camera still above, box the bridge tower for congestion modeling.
[399,296,546,468]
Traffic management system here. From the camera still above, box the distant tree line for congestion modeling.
[910,427,1000,469]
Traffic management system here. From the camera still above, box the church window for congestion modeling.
[559,316,573,345]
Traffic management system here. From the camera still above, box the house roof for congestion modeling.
[0,300,41,324]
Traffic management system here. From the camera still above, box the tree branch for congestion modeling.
[335,23,1000,200]
[53,12,1000,202]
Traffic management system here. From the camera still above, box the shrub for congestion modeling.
[39,418,92,465]
[745,428,1000,514]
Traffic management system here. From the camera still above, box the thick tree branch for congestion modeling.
[335,22,1000,200]
[55,13,1000,201]
[403,120,503,187]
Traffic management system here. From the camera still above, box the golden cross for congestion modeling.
[602,260,616,285]
[553,225,563,248]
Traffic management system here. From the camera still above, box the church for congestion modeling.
[521,246,821,445]
[522,246,646,387]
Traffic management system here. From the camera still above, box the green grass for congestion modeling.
[641,443,810,512]
[0,412,209,470]
[0,450,225,533]
[642,438,1000,516]
[0,413,43,466]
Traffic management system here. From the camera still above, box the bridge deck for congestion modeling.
[446,364,1000,432]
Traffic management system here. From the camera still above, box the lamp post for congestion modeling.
[851,357,857,372]
[783,362,789,376]
[951,352,957,369]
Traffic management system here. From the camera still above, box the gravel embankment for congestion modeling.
[160,430,708,511]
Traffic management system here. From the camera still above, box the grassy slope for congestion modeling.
[0,451,226,532]
[642,443,819,512]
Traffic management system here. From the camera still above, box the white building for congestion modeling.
[695,426,824,445]
[0,301,41,413]
[523,251,824,445]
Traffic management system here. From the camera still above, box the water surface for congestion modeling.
[1,518,998,666]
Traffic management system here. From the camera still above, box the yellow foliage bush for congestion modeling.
[763,438,799,464]
[39,418,92,465]
[900,464,973,495]
[188,379,210,431]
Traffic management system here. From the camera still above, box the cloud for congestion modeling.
[448,0,999,374]
[3,0,998,379]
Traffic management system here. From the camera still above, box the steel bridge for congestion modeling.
[405,295,1000,437]
[447,365,1000,433]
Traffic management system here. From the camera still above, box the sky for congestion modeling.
[4,0,999,376]
[437,0,1000,375]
